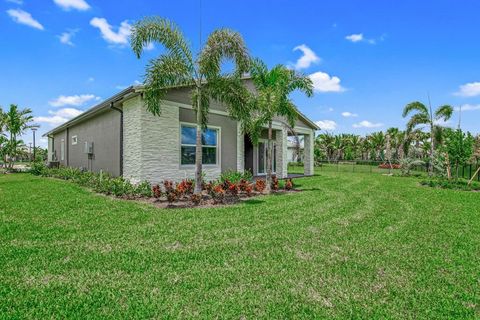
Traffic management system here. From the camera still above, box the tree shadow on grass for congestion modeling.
[242,199,265,205]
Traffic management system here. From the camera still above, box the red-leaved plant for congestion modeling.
[255,179,266,193]
[163,180,174,193]
[212,185,225,204]
[177,179,194,195]
[152,184,162,198]
[190,193,202,205]
[271,176,279,191]
[284,179,293,191]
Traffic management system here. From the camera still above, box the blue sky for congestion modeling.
[1,0,479,147]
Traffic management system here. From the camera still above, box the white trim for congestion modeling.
[71,135,78,145]
[179,121,221,168]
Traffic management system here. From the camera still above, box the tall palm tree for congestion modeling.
[244,58,313,191]
[3,104,37,168]
[130,17,250,193]
[402,101,453,175]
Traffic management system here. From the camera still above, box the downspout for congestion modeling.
[66,127,69,166]
[110,102,123,176]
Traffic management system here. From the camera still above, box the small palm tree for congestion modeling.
[3,104,37,168]
[402,101,453,175]
[244,58,313,191]
[130,17,250,193]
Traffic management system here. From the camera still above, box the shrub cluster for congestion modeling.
[30,164,153,198]
[420,178,480,191]
[30,164,296,206]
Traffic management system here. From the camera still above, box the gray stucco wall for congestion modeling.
[179,108,237,172]
[50,109,121,176]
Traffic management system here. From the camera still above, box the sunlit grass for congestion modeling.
[0,172,478,318]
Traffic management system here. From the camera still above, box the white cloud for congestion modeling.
[293,44,320,70]
[58,29,78,46]
[433,119,451,126]
[49,94,100,107]
[345,33,376,44]
[341,111,358,117]
[315,120,337,131]
[7,9,44,30]
[346,33,363,42]
[90,17,131,45]
[455,104,480,112]
[53,0,90,11]
[87,77,94,82]
[35,108,83,126]
[454,82,480,97]
[309,71,345,93]
[353,120,383,128]
[144,42,155,51]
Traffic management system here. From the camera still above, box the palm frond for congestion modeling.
[143,54,193,116]
[204,76,250,121]
[286,69,314,97]
[198,28,249,79]
[402,101,428,118]
[406,113,430,133]
[130,16,195,74]
[434,104,453,121]
[249,58,269,90]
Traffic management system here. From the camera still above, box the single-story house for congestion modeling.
[44,80,319,183]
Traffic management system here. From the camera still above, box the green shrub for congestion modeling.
[220,169,253,184]
[135,180,153,197]
[29,161,47,176]
[420,178,480,191]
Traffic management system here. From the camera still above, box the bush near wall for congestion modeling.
[29,163,297,207]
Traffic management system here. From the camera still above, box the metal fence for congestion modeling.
[288,160,480,181]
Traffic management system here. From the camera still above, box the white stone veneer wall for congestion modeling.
[236,122,244,172]
[304,130,314,176]
[123,96,221,183]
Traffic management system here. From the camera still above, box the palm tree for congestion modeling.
[244,58,313,191]
[130,17,250,193]
[402,101,453,175]
[349,134,361,160]
[3,104,37,168]
[316,133,335,162]
[369,131,385,161]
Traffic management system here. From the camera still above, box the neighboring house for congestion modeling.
[287,136,304,163]
[44,81,319,183]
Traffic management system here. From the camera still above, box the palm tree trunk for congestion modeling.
[194,89,203,194]
[265,121,273,193]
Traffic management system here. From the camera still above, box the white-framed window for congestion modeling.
[180,124,218,165]
[71,135,78,145]
[60,139,65,161]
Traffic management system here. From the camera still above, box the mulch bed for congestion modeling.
[121,189,301,209]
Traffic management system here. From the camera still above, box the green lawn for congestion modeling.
[1,172,479,319]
